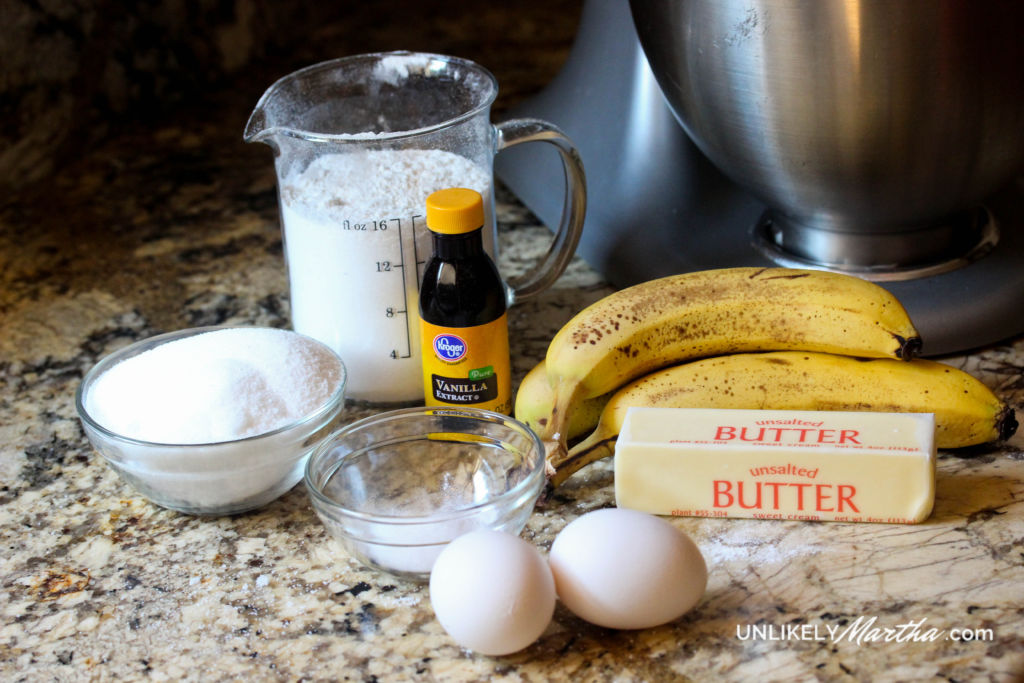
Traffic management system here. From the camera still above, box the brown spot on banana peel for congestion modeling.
[756,271,811,281]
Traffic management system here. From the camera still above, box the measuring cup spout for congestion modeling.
[243,107,268,144]
[244,74,296,149]
[243,99,281,149]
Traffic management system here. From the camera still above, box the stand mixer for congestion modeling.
[496,0,1024,355]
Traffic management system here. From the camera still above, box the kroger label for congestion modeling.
[433,333,468,362]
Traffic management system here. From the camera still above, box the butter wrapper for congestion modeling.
[614,408,935,524]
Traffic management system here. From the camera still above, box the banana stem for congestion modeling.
[537,432,617,506]
[548,429,618,489]
[996,405,1019,441]
[542,439,564,479]
[895,334,923,360]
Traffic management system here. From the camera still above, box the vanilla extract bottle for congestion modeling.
[418,188,511,414]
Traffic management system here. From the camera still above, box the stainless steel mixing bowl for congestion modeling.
[630,0,1024,272]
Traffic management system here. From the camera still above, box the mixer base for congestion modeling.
[751,206,1000,282]
[495,0,1024,355]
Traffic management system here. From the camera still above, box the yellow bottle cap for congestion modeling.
[425,188,485,235]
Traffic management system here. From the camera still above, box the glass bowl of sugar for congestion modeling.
[76,326,347,515]
[305,407,546,581]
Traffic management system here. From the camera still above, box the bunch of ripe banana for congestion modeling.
[515,267,1018,489]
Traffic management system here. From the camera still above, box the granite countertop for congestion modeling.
[3,37,1024,683]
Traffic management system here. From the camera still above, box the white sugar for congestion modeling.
[85,327,343,444]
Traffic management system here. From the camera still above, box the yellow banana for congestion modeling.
[539,267,921,460]
[515,360,609,443]
[549,351,1017,489]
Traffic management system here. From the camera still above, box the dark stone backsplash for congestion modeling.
[0,0,581,192]
[3,0,280,190]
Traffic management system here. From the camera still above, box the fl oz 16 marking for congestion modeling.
[342,218,400,231]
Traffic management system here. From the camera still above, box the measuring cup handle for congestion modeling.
[495,118,587,305]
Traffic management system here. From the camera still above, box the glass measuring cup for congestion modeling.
[244,52,586,406]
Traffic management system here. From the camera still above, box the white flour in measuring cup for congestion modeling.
[279,149,492,404]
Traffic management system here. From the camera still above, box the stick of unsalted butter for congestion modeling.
[614,408,936,524]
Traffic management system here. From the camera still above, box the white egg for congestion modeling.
[548,507,707,630]
[429,530,556,655]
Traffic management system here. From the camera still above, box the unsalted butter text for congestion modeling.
[712,480,860,512]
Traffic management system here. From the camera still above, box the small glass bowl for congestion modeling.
[305,407,545,581]
[76,326,347,516]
